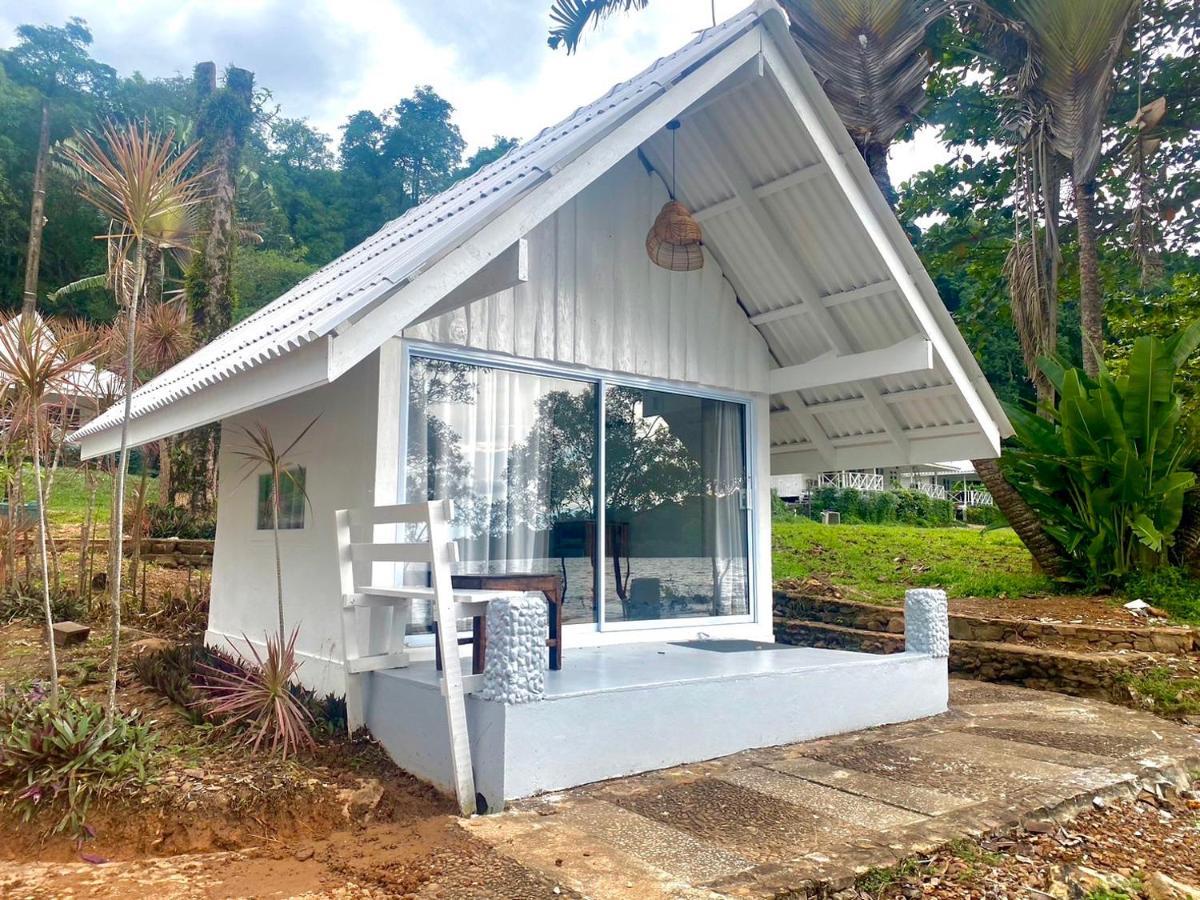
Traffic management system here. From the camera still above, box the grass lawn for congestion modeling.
[0,465,159,527]
[772,517,1053,603]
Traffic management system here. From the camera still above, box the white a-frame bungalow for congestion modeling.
[72,1,1008,813]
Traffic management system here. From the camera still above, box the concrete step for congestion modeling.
[773,618,905,654]
[774,591,1197,654]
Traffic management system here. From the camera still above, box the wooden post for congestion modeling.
[427,499,477,816]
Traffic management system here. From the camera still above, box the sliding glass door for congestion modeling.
[405,348,753,632]
[603,386,750,624]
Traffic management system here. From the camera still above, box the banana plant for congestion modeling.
[1002,321,1200,582]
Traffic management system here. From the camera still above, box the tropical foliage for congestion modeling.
[1003,322,1200,582]
[0,683,154,834]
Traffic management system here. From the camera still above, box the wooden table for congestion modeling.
[438,573,565,674]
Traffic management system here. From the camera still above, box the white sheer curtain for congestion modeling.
[405,357,595,629]
[703,399,749,616]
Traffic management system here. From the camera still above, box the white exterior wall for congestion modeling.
[404,152,771,396]
[206,355,380,696]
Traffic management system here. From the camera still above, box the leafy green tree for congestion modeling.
[1,18,114,313]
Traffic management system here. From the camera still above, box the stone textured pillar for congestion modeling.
[905,588,949,658]
[481,593,547,704]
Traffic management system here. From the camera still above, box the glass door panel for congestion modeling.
[406,356,598,628]
[603,385,750,624]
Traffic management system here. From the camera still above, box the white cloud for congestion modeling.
[0,0,745,151]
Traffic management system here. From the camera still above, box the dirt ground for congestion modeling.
[866,784,1200,899]
[950,593,1179,628]
[0,615,579,898]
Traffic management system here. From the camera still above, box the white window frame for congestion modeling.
[399,341,763,641]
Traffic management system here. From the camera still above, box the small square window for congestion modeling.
[257,466,306,530]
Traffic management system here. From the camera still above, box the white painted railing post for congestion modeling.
[904,588,949,658]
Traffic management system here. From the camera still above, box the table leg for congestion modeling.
[549,589,563,671]
[472,616,486,675]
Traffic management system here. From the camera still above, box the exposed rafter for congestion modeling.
[768,336,933,394]
[689,116,916,459]
[748,279,897,327]
[769,383,960,419]
[692,161,829,223]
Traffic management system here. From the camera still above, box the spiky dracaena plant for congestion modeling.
[60,122,211,725]
[0,315,101,708]
[229,417,319,645]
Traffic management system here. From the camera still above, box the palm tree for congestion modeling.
[0,315,101,707]
[549,0,949,206]
[1007,0,1138,376]
[61,121,211,723]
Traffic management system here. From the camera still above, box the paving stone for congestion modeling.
[720,767,927,830]
[608,777,833,866]
[892,731,1080,783]
[766,757,974,816]
[465,813,717,899]
[952,730,1117,769]
[556,798,754,883]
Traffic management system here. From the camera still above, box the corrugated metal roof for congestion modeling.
[73,0,1006,472]
[73,5,762,443]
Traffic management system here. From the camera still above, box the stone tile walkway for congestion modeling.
[464,680,1200,898]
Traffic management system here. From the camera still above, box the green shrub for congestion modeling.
[146,504,216,540]
[0,583,85,625]
[803,486,955,527]
[964,504,1007,527]
[1121,567,1200,623]
[131,642,244,720]
[0,685,155,834]
[1004,322,1200,582]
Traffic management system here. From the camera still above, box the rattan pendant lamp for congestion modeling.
[646,120,704,271]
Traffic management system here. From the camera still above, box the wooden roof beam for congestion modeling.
[748,279,897,327]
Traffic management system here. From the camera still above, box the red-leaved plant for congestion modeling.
[195,628,315,757]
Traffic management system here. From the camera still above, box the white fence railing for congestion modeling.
[954,489,994,508]
[804,472,994,508]
[815,471,886,492]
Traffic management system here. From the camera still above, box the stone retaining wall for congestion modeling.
[773,592,1197,653]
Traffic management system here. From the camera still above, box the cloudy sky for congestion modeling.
[0,0,944,181]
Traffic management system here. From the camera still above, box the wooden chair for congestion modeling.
[334,499,523,816]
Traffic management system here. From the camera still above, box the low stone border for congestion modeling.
[775,592,1198,654]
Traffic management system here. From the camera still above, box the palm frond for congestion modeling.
[47,274,108,302]
[548,0,651,53]
[1013,0,1138,182]
[782,0,948,149]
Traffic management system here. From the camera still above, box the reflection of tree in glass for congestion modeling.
[508,386,701,612]
[406,357,491,538]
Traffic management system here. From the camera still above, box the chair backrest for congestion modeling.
[334,500,458,596]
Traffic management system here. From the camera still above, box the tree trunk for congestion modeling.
[1075,178,1103,377]
[22,100,50,316]
[972,456,1069,577]
[861,141,898,210]
[106,238,146,726]
[158,438,172,506]
[31,416,58,707]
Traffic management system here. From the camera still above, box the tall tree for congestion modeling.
[2,19,114,314]
[174,63,254,515]
[385,87,465,206]
[1007,0,1139,376]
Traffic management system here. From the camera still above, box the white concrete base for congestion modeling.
[367,641,948,812]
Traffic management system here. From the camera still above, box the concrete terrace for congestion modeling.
[464,680,1200,898]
